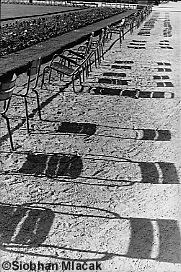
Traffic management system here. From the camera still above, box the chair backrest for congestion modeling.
[85,32,95,56]
[0,73,17,101]
[27,57,41,90]
[120,18,126,27]
[96,29,105,48]
[98,29,105,43]
[89,30,105,52]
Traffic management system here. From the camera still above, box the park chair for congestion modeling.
[13,57,42,133]
[89,28,106,65]
[0,73,17,151]
[64,29,108,70]
[109,18,126,43]
[102,26,111,45]
[61,33,96,80]
[63,32,95,63]
[64,29,106,69]
[41,52,93,93]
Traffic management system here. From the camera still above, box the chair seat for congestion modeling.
[0,89,13,100]
[0,73,17,150]
[50,62,75,75]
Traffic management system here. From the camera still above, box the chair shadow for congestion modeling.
[79,154,179,184]
[90,87,121,96]
[126,218,181,263]
[57,123,171,141]
[1,149,179,184]
[136,128,171,141]
[139,91,174,98]
[57,122,96,136]
[1,204,180,263]
[123,90,174,99]
[88,87,174,98]
[114,60,134,64]
[0,203,54,246]
[27,202,121,219]
[139,162,179,184]
[26,120,172,142]
[98,78,129,86]
[111,65,132,69]
[19,153,83,179]
[79,161,179,185]
[103,72,127,77]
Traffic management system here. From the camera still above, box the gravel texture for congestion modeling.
[0,2,181,272]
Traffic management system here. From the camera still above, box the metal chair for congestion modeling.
[109,18,126,44]
[13,57,42,133]
[42,53,93,93]
[65,29,106,70]
[63,32,95,63]
[90,29,105,65]
[0,73,17,151]
[52,33,95,83]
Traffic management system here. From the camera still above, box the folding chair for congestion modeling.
[13,57,42,133]
[0,73,17,150]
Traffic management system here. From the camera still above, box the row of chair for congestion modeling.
[0,27,109,151]
[41,29,107,92]
[1,9,150,151]
[108,6,152,42]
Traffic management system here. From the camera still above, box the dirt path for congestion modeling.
[0,2,181,272]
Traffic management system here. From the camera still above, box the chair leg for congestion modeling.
[90,58,92,72]
[101,44,104,60]
[48,68,52,83]
[41,67,49,88]
[33,89,42,120]
[2,114,14,151]
[122,29,125,40]
[85,63,88,78]
[41,69,45,88]
[73,72,82,93]
[99,44,102,59]
[97,48,101,65]
[72,75,75,93]
[94,52,98,68]
[86,64,88,78]
[82,67,85,82]
[119,33,122,45]
[24,97,30,133]
[88,61,90,76]
[78,71,82,85]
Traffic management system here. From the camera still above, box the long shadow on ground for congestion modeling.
[1,202,180,263]
[1,152,179,185]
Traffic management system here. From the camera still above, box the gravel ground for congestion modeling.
[0,2,181,272]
